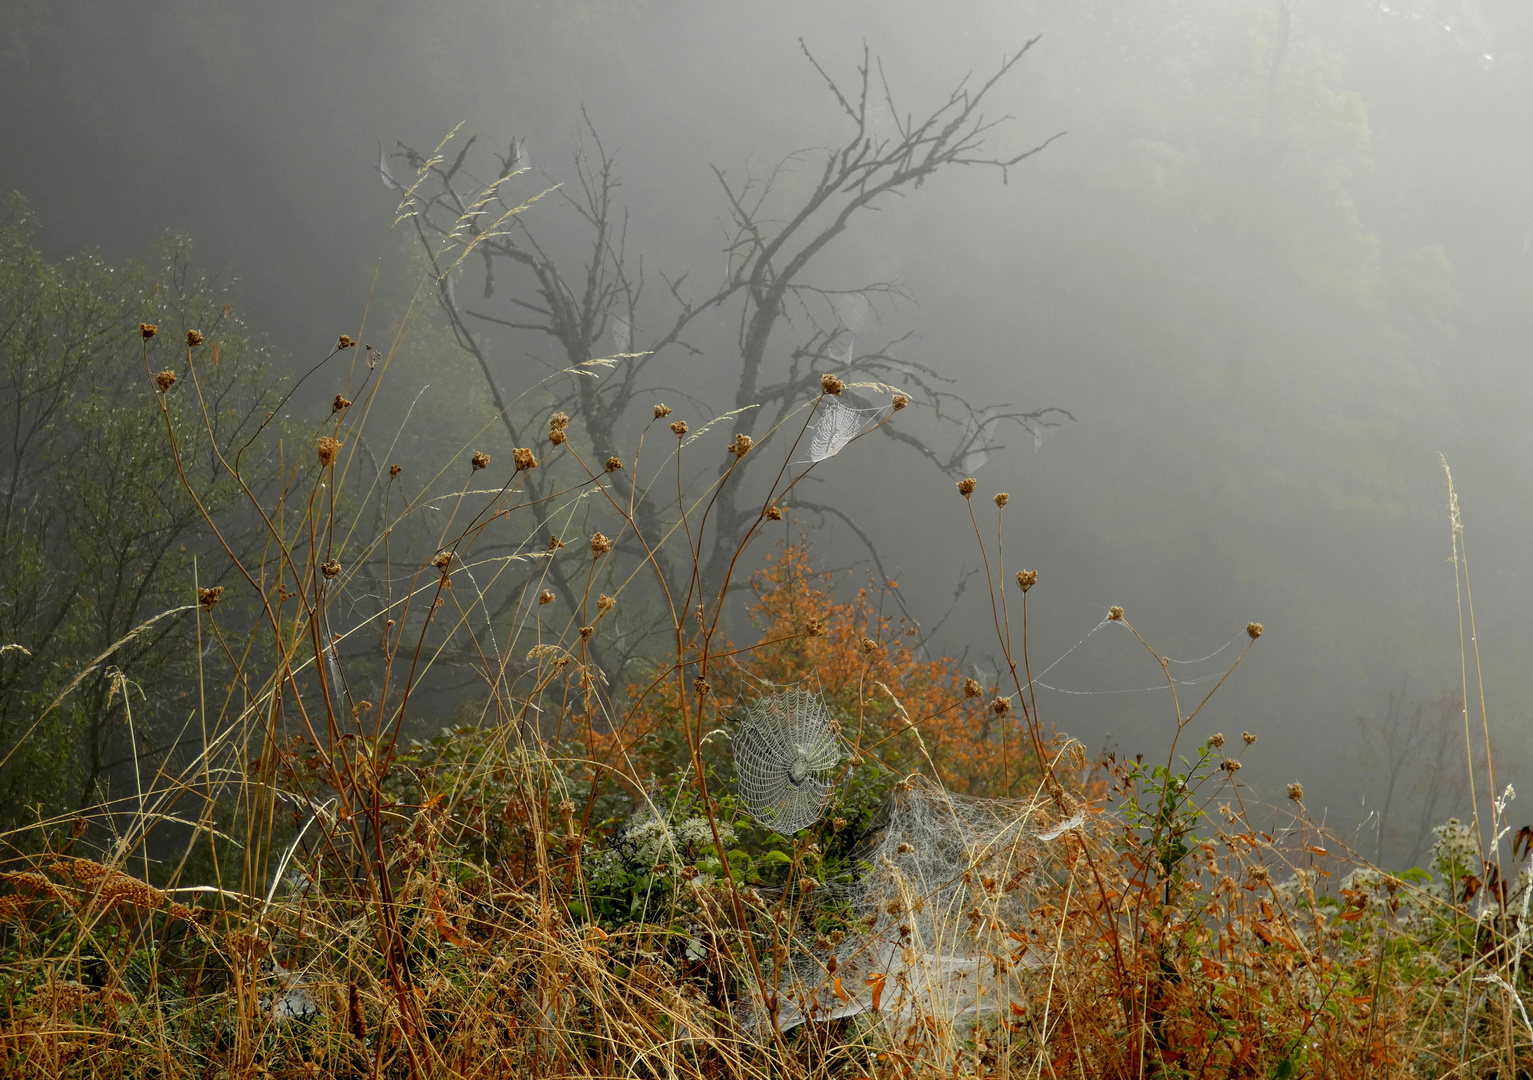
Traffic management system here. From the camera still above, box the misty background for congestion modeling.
[3,0,1529,868]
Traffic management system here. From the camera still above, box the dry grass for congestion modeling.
[1,185,1528,1080]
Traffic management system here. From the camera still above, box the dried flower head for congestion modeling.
[155,370,177,392]
[992,695,1011,715]
[332,393,352,413]
[694,676,711,696]
[821,373,844,395]
[547,534,565,551]
[321,559,341,579]
[729,433,754,457]
[766,505,783,521]
[653,403,672,418]
[197,586,224,611]
[994,492,1009,508]
[389,464,401,478]
[538,589,555,605]
[338,334,355,349]
[1221,758,1242,773]
[1242,731,1257,745]
[1108,606,1124,621]
[512,447,536,471]
[549,412,570,432]
[590,532,612,557]
[957,477,977,498]
[579,625,594,642]
[803,616,827,637]
[892,393,908,410]
[317,436,341,467]
[670,420,688,437]
[605,455,623,472]
[185,329,204,347]
[140,322,158,340]
[1016,569,1038,592]
[432,551,452,570]
[861,636,878,653]
[549,429,567,445]
[1287,782,1304,802]
[1247,622,1264,640]
[596,593,615,614]
[1208,732,1226,749]
[964,677,982,698]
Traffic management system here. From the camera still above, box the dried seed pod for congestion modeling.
[321,559,342,579]
[337,334,355,349]
[729,433,754,457]
[670,420,688,437]
[332,393,352,413]
[820,373,844,395]
[389,464,402,478]
[1108,606,1124,621]
[538,589,555,605]
[155,370,177,392]
[512,447,536,471]
[994,492,1009,508]
[766,505,783,521]
[1247,622,1264,640]
[197,586,224,611]
[605,455,623,472]
[964,677,982,698]
[892,393,908,410]
[596,593,615,614]
[317,437,341,467]
[991,696,1011,715]
[957,477,977,498]
[185,329,204,347]
[590,532,612,557]
[471,451,491,471]
[654,403,672,418]
[140,323,158,340]
[1287,782,1304,802]
[1016,569,1037,592]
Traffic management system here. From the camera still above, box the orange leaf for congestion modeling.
[833,976,849,1003]
[866,972,886,1012]
[1307,845,1328,856]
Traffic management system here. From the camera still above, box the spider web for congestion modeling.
[805,398,885,463]
[733,688,843,835]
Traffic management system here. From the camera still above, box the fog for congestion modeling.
[5,0,1530,866]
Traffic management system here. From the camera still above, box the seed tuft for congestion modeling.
[197,586,224,611]
[957,477,977,498]
[513,447,536,471]
[141,323,158,340]
[317,436,341,467]
[821,373,844,395]
[155,370,177,392]
[185,329,204,347]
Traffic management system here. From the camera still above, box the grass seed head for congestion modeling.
[472,451,491,471]
[821,373,844,395]
[590,531,612,557]
[155,370,177,392]
[140,322,158,340]
[317,436,340,467]
[605,455,622,472]
[185,328,203,347]
[512,447,536,471]
[197,586,223,611]
[1016,569,1037,592]
[957,477,977,498]
[892,393,908,410]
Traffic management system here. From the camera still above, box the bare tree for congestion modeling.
[388,40,1070,648]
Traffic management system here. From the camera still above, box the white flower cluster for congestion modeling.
[674,815,734,851]
[1430,818,1478,885]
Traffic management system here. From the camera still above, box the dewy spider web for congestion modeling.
[804,397,885,463]
[735,776,1096,1038]
[734,688,843,834]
